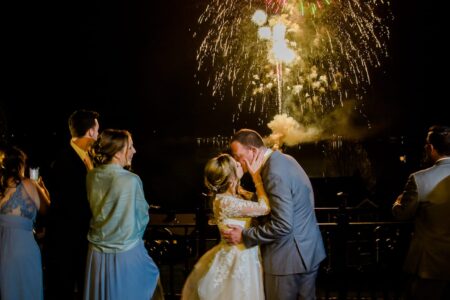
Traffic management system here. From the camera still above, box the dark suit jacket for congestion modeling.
[243,150,326,275]
[46,143,91,242]
[393,158,450,280]
[44,143,92,297]
[45,142,92,277]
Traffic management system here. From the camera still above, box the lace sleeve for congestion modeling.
[216,194,270,218]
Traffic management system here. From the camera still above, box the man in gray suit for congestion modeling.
[393,125,450,300]
[223,129,326,300]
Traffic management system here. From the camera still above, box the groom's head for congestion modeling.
[230,129,266,173]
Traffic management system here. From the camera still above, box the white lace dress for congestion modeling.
[181,193,270,300]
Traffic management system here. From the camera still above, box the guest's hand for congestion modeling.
[221,225,243,245]
[393,195,403,207]
[34,177,50,197]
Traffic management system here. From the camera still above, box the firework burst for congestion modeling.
[196,0,393,130]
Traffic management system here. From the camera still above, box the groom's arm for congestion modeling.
[242,171,293,248]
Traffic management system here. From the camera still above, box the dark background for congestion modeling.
[1,0,447,212]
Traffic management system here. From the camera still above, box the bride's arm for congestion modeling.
[217,194,270,218]
[237,186,253,200]
[217,150,271,218]
[245,150,270,214]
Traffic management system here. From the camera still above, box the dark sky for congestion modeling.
[2,0,447,138]
[3,1,204,136]
[1,0,447,209]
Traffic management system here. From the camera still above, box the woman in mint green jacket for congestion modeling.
[84,129,159,300]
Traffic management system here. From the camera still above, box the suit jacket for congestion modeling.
[393,158,450,280]
[243,150,326,275]
[46,143,92,247]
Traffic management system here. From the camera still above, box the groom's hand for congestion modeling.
[221,225,243,245]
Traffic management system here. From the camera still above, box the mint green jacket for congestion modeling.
[86,164,149,253]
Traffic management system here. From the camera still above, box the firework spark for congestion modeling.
[196,0,393,135]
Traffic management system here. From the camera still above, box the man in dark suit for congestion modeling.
[393,125,450,300]
[45,109,100,300]
[223,128,326,300]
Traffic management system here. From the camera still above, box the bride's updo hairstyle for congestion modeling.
[89,129,131,167]
[204,153,239,194]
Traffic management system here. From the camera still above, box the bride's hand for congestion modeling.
[244,150,264,177]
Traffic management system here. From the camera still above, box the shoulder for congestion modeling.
[21,178,35,191]
[412,161,450,185]
[51,146,83,169]
[21,179,39,202]
[266,151,300,174]
[215,193,235,203]
[53,144,77,160]
[413,164,441,178]
[412,167,430,178]
[215,193,244,206]
[267,151,296,165]
[113,169,142,188]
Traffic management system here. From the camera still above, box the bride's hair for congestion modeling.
[203,153,239,195]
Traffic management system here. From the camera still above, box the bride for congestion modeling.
[181,153,270,300]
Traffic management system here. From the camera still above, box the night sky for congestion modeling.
[1,0,447,210]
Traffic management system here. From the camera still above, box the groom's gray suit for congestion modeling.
[243,150,326,300]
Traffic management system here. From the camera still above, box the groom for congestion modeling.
[223,128,326,300]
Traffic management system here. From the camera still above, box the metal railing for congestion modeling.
[144,207,413,299]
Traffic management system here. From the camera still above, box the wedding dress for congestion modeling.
[181,193,269,300]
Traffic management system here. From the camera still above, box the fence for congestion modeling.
[145,207,413,300]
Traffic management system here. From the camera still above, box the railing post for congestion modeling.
[335,192,349,300]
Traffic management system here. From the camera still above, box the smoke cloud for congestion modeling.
[266,100,379,147]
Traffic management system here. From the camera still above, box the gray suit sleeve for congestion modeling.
[243,172,293,247]
[392,174,419,220]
